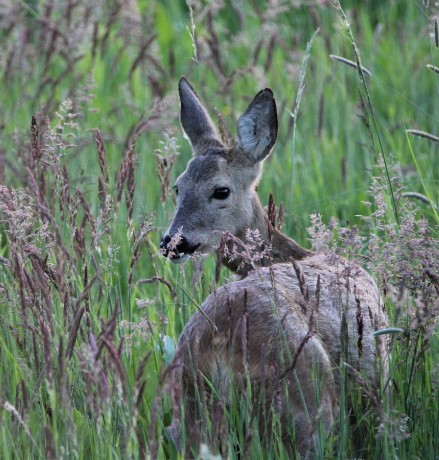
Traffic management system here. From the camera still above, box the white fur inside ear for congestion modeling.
[238,114,272,162]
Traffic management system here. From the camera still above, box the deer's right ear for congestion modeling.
[179,77,224,156]
[237,88,278,164]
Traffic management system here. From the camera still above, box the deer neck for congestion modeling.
[221,197,313,276]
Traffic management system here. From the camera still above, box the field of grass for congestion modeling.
[0,0,438,458]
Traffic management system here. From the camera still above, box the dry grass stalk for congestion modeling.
[31,116,41,160]
[132,351,153,459]
[125,142,135,222]
[279,331,314,381]
[427,63,439,74]
[41,319,53,382]
[217,112,230,146]
[116,113,162,217]
[56,335,65,396]
[146,396,161,459]
[2,400,37,447]
[277,201,284,231]
[268,192,276,239]
[355,286,364,359]
[138,276,179,306]
[28,253,58,290]
[210,401,228,456]
[72,271,99,312]
[242,289,249,369]
[60,163,72,222]
[75,189,96,238]
[155,131,179,204]
[66,307,86,360]
[95,131,108,177]
[44,424,56,460]
[30,255,55,334]
[101,335,127,385]
[252,37,264,66]
[25,166,47,218]
[100,2,123,54]
[95,129,109,207]
[129,219,153,286]
[292,259,308,301]
[78,333,110,419]
[0,148,5,184]
[129,33,157,79]
[264,34,276,72]
[406,128,439,142]
[329,54,372,76]
[206,10,225,77]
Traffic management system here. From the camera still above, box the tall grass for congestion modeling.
[0,1,438,458]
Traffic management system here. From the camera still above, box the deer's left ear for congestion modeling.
[237,88,278,164]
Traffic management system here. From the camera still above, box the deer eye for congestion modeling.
[173,185,179,196]
[212,187,230,200]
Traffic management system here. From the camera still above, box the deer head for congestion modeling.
[160,77,278,265]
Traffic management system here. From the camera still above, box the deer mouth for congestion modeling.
[160,235,201,264]
[169,253,190,264]
[169,242,201,264]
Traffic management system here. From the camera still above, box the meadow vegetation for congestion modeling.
[0,0,438,458]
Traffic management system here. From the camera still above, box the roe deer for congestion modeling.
[161,77,389,457]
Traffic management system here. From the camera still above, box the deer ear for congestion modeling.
[237,88,278,163]
[179,77,224,156]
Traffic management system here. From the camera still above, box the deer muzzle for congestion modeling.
[160,234,200,264]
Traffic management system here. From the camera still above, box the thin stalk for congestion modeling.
[332,1,400,226]
[288,29,320,215]
[405,130,439,224]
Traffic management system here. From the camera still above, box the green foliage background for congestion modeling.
[0,0,438,458]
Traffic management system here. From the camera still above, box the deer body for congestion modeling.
[171,264,338,456]
[161,78,389,457]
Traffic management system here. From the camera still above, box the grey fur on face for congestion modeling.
[161,78,277,263]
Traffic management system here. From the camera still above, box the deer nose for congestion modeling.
[160,234,200,259]
[160,235,172,256]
